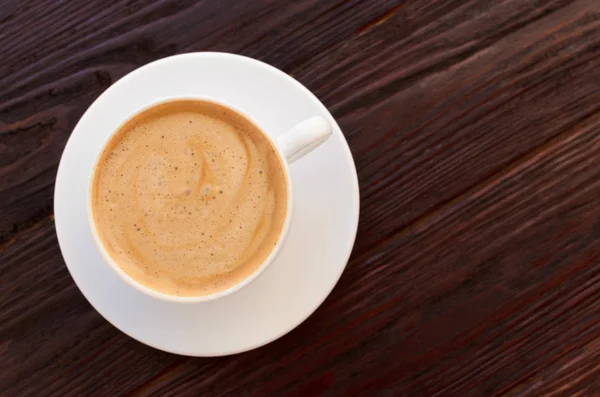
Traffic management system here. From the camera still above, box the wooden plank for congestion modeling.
[0,217,183,396]
[1,0,600,395]
[328,0,600,255]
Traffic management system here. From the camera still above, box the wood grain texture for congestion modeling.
[2,0,600,395]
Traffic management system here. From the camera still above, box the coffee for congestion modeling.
[90,100,288,296]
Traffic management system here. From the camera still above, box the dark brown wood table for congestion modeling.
[2,0,600,395]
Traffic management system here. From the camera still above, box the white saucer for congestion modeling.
[54,53,359,356]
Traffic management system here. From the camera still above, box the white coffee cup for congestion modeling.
[87,96,332,303]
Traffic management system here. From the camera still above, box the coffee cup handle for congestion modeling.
[276,116,333,164]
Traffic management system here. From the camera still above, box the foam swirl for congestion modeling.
[90,100,288,296]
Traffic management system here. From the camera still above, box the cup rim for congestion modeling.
[86,95,294,303]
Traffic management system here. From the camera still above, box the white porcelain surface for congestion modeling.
[54,52,360,356]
